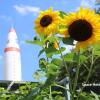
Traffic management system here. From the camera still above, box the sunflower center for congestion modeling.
[68,19,93,41]
[40,15,52,27]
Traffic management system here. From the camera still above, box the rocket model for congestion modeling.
[4,27,22,81]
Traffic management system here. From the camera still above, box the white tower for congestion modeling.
[4,27,22,81]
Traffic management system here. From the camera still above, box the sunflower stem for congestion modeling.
[54,83,69,90]
[85,47,94,83]
[49,86,53,100]
[58,43,73,99]
[81,47,94,92]
[72,50,80,100]
[76,47,94,100]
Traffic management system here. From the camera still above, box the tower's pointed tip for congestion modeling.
[8,26,17,40]
[9,27,16,33]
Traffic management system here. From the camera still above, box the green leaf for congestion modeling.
[38,49,45,57]
[45,46,66,58]
[93,43,100,56]
[45,47,57,58]
[46,63,59,77]
[33,71,42,80]
[51,91,62,95]
[39,58,46,65]
[45,46,58,58]
[33,36,40,41]
[73,52,80,62]
[78,96,94,100]
[91,91,99,100]
[94,51,100,56]
[63,53,74,62]
[78,93,95,100]
[51,58,62,66]
[63,37,74,45]
[73,52,87,63]
[26,36,43,46]
[80,55,87,63]
[19,86,26,91]
[47,35,57,43]
[26,40,42,46]
[59,11,67,18]
[34,95,43,100]
[39,34,46,40]
[24,87,41,100]
[26,40,34,44]
[39,58,47,71]
[54,95,63,100]
[60,47,66,52]
[47,63,58,71]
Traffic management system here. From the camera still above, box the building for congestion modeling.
[4,27,22,81]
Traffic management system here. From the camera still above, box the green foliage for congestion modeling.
[93,43,100,56]
[45,46,66,58]
[51,58,62,66]
[1,32,100,100]
[25,33,100,100]
[63,37,74,45]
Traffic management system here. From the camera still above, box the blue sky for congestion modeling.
[0,0,96,81]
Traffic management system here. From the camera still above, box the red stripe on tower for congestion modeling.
[4,47,20,52]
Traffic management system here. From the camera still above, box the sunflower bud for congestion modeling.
[53,41,59,49]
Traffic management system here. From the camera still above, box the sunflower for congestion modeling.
[34,7,61,36]
[61,7,100,49]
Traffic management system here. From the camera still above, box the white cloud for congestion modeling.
[69,0,96,14]
[80,0,95,8]
[14,5,41,15]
